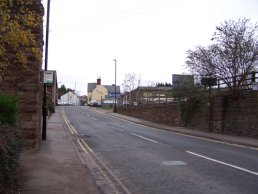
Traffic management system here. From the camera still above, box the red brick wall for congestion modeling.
[0,0,44,148]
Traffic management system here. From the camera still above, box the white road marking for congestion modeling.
[98,121,108,125]
[186,151,258,176]
[107,114,258,151]
[114,127,125,132]
[162,161,187,166]
[130,133,158,143]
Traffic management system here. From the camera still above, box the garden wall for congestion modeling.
[117,91,258,138]
[117,104,180,126]
[213,92,258,137]
[0,1,44,148]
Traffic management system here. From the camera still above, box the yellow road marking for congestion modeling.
[62,110,77,135]
[77,138,120,194]
[80,138,93,153]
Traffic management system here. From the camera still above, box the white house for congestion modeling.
[60,91,80,106]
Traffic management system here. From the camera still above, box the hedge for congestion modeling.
[0,93,18,127]
[0,93,20,192]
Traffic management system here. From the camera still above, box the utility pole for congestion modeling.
[113,59,117,112]
[42,0,51,140]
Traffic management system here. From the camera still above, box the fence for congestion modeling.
[217,71,258,90]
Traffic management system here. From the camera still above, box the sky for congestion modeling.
[42,0,258,95]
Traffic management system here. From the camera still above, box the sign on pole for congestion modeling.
[43,71,54,84]
[253,82,258,91]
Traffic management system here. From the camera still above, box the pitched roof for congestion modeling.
[105,85,120,93]
[87,83,120,93]
[87,83,97,92]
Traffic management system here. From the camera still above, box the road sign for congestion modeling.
[43,71,54,84]
[253,82,258,91]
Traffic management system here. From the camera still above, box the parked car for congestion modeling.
[89,100,101,107]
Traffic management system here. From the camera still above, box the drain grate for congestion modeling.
[161,161,187,166]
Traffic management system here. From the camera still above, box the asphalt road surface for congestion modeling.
[63,106,258,194]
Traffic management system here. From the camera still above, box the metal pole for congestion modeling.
[208,85,212,132]
[42,0,51,140]
[113,59,117,112]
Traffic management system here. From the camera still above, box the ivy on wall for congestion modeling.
[0,0,43,82]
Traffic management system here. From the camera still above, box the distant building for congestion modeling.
[87,78,120,105]
[128,86,172,105]
[172,74,194,90]
[60,91,80,106]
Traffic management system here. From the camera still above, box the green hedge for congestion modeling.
[0,93,20,192]
[0,93,18,127]
[0,125,21,193]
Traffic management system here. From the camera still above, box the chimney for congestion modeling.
[97,77,101,85]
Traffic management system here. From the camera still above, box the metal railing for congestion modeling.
[217,71,258,90]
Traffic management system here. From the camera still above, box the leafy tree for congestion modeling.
[186,18,258,93]
[0,0,43,82]
[57,84,75,98]
[57,84,67,98]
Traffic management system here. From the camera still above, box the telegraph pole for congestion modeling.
[113,59,117,112]
[42,0,51,140]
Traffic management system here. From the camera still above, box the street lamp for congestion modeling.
[113,59,117,113]
[42,0,51,140]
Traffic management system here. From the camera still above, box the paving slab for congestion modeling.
[19,107,100,194]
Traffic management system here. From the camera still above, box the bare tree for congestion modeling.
[122,72,138,92]
[186,18,258,93]
[144,80,157,87]
[122,72,139,104]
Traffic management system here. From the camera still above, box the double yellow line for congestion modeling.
[77,138,93,153]
[61,109,94,155]
[61,108,130,194]
[62,109,78,135]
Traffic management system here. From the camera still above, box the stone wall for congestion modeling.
[117,91,258,138]
[117,104,180,126]
[186,100,210,132]
[0,1,44,148]
[213,92,258,137]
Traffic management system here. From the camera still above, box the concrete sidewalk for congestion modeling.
[19,108,100,194]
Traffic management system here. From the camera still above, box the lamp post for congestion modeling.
[113,59,117,112]
[42,0,51,140]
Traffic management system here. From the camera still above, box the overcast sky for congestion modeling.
[42,0,258,95]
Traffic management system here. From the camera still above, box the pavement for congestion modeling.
[19,107,100,194]
[19,106,258,194]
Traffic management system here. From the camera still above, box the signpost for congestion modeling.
[253,82,258,91]
[43,71,54,84]
[201,77,217,133]
[42,0,51,140]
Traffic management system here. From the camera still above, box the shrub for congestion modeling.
[0,93,20,192]
[0,125,21,193]
[0,93,18,127]
[48,100,55,114]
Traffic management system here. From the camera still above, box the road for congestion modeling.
[62,106,258,194]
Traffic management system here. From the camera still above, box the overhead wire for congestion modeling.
[50,0,183,36]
